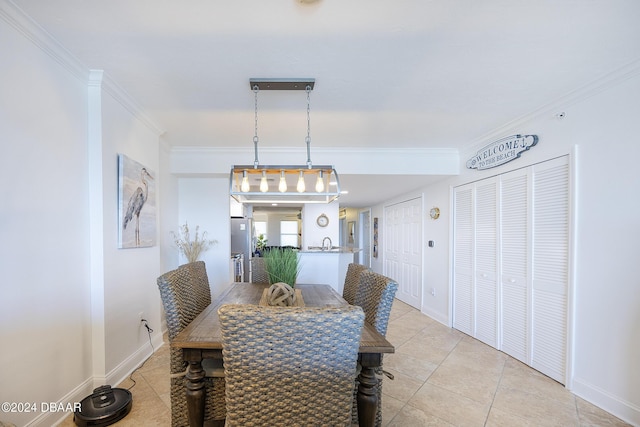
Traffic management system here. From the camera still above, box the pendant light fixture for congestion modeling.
[230,78,340,204]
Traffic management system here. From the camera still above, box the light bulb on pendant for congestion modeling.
[315,170,325,192]
[259,170,269,192]
[240,170,250,192]
[297,170,306,193]
[278,170,287,192]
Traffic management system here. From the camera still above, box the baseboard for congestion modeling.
[572,377,640,426]
[105,331,165,388]
[26,377,93,427]
[30,332,165,427]
[421,306,449,327]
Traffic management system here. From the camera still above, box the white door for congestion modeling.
[385,198,422,309]
[452,185,474,335]
[475,178,499,347]
[359,210,371,267]
[452,179,499,345]
[452,156,570,384]
[500,167,530,364]
[530,157,570,382]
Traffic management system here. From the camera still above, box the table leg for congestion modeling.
[185,360,205,427]
[357,353,381,427]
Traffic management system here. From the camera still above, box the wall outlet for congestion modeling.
[139,311,146,323]
[431,288,436,297]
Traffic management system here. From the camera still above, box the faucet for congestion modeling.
[322,236,332,251]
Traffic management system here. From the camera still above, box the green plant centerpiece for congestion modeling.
[171,222,217,263]
[255,233,268,256]
[263,247,301,288]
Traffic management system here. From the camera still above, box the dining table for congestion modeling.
[171,282,395,427]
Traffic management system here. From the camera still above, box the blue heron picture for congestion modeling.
[118,154,156,248]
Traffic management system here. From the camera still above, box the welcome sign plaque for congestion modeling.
[466,134,538,170]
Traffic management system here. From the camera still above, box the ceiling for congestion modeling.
[12,0,640,206]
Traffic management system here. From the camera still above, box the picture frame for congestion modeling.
[348,221,356,244]
[373,217,379,258]
[118,154,156,248]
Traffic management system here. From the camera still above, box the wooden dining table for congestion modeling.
[171,282,395,427]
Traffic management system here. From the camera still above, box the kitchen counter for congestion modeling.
[299,247,362,254]
[297,250,356,294]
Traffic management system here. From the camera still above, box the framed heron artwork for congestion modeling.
[118,154,156,248]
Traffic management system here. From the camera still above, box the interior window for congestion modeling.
[254,221,267,243]
[280,220,298,247]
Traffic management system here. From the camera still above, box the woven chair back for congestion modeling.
[353,271,398,337]
[219,304,364,427]
[157,261,226,426]
[250,257,270,284]
[351,271,398,426]
[342,263,370,305]
[157,261,212,340]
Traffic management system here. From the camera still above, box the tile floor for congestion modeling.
[59,300,630,426]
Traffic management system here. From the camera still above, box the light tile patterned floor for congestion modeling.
[59,300,630,426]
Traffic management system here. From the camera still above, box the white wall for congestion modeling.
[159,137,180,274]
[177,177,233,299]
[0,11,90,427]
[421,182,451,325]
[388,68,640,424]
[0,7,166,425]
[100,84,163,379]
[302,201,339,249]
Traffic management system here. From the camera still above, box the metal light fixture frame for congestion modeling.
[230,78,341,204]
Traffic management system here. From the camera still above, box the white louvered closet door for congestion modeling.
[475,178,499,347]
[453,185,474,335]
[500,167,530,364]
[453,179,499,346]
[531,157,570,382]
[452,156,570,384]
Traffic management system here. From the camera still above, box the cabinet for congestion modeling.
[453,156,569,383]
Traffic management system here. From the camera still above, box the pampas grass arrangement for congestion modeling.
[171,222,217,263]
[263,247,301,288]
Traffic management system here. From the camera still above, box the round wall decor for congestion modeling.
[316,213,329,227]
[430,207,440,220]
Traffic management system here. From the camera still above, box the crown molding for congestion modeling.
[1,0,164,136]
[468,58,640,150]
[100,72,165,136]
[0,0,88,81]
[170,146,458,156]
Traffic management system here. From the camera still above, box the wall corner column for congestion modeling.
[88,69,107,386]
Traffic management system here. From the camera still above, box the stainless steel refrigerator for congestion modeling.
[230,217,253,281]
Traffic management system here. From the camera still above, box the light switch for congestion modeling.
[428,240,434,247]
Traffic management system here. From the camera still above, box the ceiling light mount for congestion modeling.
[249,78,315,91]
[230,78,340,204]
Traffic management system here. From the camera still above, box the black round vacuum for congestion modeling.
[74,385,132,427]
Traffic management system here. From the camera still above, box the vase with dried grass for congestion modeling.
[171,222,217,263]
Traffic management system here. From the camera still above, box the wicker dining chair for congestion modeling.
[157,261,226,427]
[342,263,370,305]
[250,257,270,284]
[219,304,365,427]
[351,271,399,426]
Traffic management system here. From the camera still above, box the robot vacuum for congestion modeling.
[73,385,132,427]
